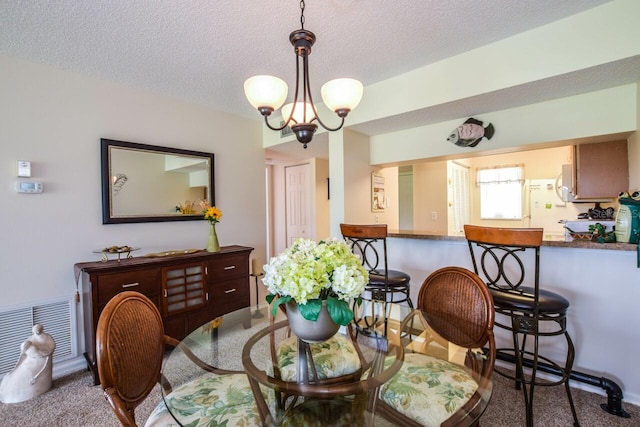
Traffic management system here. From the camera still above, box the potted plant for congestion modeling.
[263,238,368,341]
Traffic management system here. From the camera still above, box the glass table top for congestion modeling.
[160,302,493,426]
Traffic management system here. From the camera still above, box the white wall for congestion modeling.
[346,0,640,139]
[413,161,448,233]
[0,54,266,373]
[369,85,637,166]
[341,130,399,228]
[314,158,330,240]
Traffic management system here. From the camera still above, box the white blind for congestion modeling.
[476,165,523,184]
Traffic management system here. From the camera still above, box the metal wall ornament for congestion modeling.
[447,117,495,147]
[243,1,363,148]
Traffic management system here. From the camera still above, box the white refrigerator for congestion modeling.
[524,179,579,240]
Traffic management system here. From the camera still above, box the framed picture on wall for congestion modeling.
[372,172,385,212]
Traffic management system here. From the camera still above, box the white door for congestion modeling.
[398,167,414,230]
[447,161,470,236]
[285,164,311,245]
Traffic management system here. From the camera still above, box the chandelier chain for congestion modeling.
[244,0,362,148]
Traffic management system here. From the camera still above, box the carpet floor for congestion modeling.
[0,366,638,426]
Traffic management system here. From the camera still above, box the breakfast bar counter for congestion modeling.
[388,230,638,251]
[381,231,640,408]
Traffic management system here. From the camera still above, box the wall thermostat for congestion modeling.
[16,181,43,193]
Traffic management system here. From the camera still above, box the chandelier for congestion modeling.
[243,1,363,148]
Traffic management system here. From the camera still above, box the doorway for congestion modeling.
[285,164,311,245]
[398,166,414,230]
[447,161,470,236]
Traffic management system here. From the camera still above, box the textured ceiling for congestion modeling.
[2,0,634,160]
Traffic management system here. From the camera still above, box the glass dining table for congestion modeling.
[159,302,493,426]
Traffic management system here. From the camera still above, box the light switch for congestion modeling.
[17,161,31,177]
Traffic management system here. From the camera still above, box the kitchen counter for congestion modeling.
[388,230,637,251]
[384,232,640,405]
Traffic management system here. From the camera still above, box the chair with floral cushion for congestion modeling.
[96,291,262,426]
[375,267,496,427]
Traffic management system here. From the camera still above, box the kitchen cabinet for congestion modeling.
[75,245,253,384]
[571,140,628,200]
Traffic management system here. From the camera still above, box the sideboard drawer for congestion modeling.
[210,277,250,315]
[208,254,249,280]
[97,269,159,306]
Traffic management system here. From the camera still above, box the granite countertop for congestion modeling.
[388,230,637,252]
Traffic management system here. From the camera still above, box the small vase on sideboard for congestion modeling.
[207,223,220,252]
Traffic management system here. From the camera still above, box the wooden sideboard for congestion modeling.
[74,245,253,384]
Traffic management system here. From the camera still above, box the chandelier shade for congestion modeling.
[281,102,316,125]
[243,1,363,148]
[321,78,363,114]
[243,75,288,113]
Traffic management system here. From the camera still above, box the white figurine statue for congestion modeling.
[0,324,56,403]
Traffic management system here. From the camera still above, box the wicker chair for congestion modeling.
[464,225,579,427]
[375,267,496,427]
[96,291,261,426]
[340,223,413,335]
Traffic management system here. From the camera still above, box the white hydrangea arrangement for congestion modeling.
[263,237,368,325]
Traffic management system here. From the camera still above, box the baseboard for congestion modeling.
[52,357,89,380]
[494,359,639,408]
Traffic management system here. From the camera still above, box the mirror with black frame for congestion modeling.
[101,138,215,224]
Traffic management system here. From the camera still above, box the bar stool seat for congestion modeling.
[491,287,570,314]
[368,270,411,289]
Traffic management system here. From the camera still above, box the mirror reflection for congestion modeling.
[101,139,215,224]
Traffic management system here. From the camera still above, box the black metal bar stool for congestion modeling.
[464,225,579,427]
[340,223,413,335]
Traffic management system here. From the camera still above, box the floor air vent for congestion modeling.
[0,298,76,376]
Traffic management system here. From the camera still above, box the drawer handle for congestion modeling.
[224,288,237,294]
[223,265,236,270]
[122,282,140,288]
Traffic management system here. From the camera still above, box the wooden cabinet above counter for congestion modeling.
[75,245,253,384]
[570,140,628,200]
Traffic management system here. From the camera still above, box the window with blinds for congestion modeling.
[477,165,524,220]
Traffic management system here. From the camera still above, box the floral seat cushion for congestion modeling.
[378,353,479,427]
[145,373,265,427]
[276,334,362,382]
